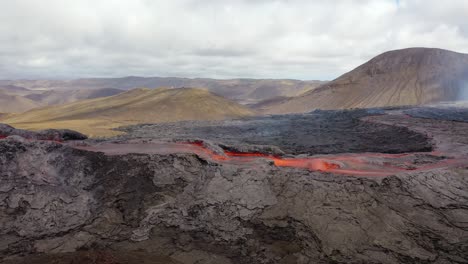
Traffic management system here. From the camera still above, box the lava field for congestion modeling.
[116,109,433,155]
[1,107,468,263]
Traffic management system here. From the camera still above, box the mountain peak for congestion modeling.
[255,48,468,114]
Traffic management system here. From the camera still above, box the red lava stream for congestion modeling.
[2,135,462,177]
[69,140,466,177]
[184,142,464,176]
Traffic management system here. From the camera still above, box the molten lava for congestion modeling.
[273,158,340,171]
[183,141,463,176]
[73,140,465,177]
[186,141,355,173]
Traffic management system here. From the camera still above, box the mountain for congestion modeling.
[0,90,41,113]
[0,87,124,113]
[24,88,124,105]
[2,88,254,137]
[0,85,33,96]
[256,48,468,114]
[0,78,325,104]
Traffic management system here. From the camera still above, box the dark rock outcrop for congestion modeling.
[1,138,467,263]
[0,123,87,141]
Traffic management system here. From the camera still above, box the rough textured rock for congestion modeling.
[1,108,468,263]
[117,109,433,155]
[1,137,467,263]
[405,106,468,122]
[0,123,87,141]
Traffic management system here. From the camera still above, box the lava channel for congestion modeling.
[184,142,464,176]
[72,141,465,177]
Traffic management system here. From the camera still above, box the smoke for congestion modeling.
[456,80,468,101]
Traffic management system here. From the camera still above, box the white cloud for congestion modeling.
[0,0,467,80]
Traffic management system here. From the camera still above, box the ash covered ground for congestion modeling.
[1,107,468,264]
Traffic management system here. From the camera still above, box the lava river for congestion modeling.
[72,141,466,177]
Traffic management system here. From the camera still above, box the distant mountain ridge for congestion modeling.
[24,88,124,105]
[3,47,467,116]
[0,77,325,104]
[256,48,468,114]
[0,86,125,113]
[0,85,33,95]
[0,90,41,113]
[2,87,254,137]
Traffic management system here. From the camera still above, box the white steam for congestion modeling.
[456,80,468,101]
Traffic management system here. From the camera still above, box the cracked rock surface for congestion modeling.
[1,108,468,264]
[117,109,432,155]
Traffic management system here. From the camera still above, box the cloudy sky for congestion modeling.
[1,0,468,80]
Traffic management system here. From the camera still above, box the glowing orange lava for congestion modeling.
[273,158,340,171]
[72,140,465,177]
[183,141,464,177]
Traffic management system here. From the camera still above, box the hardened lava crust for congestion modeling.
[116,109,433,155]
[1,107,468,264]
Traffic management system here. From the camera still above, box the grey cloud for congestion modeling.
[194,47,254,57]
[0,0,467,80]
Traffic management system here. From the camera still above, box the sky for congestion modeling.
[1,0,468,80]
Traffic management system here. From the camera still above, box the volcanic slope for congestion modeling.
[1,88,254,137]
[258,48,468,114]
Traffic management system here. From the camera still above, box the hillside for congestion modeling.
[24,87,124,105]
[0,90,41,113]
[0,78,325,104]
[257,48,468,114]
[0,87,124,113]
[2,88,254,137]
[0,85,33,96]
